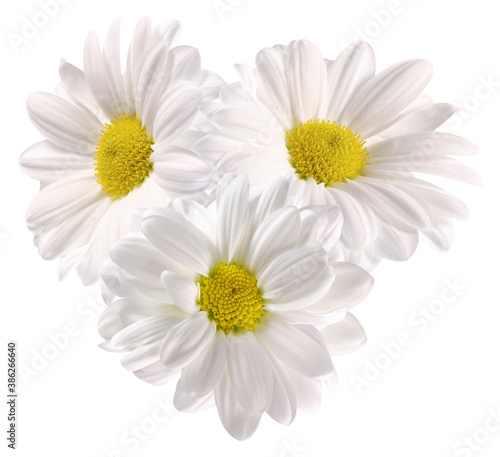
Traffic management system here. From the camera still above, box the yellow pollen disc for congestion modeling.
[198,262,265,335]
[95,115,154,200]
[286,119,369,185]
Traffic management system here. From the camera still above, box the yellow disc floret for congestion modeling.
[198,262,265,335]
[95,115,154,200]
[286,119,369,185]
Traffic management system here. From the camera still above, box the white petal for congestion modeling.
[180,330,226,396]
[259,247,327,300]
[109,235,192,284]
[26,170,102,229]
[169,45,201,83]
[227,331,273,416]
[111,312,184,348]
[37,196,109,259]
[342,59,433,138]
[379,102,458,137]
[216,174,251,263]
[152,82,202,144]
[266,358,297,425]
[26,92,102,153]
[255,46,293,127]
[307,262,373,314]
[348,177,433,230]
[247,206,300,275]
[267,266,334,311]
[256,314,334,380]
[327,187,378,250]
[326,42,376,120]
[121,340,161,371]
[286,40,328,122]
[133,361,178,386]
[321,312,367,356]
[20,140,91,183]
[252,174,291,229]
[98,298,152,341]
[287,369,323,414]
[372,218,419,261]
[214,369,261,441]
[369,131,479,159]
[58,59,99,114]
[297,205,343,251]
[368,155,482,186]
[151,146,215,197]
[102,18,128,114]
[83,30,118,118]
[159,313,216,371]
[173,377,215,413]
[161,271,199,314]
[423,216,455,251]
[141,208,217,275]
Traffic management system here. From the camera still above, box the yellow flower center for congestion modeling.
[95,115,154,200]
[198,262,265,335]
[286,119,369,185]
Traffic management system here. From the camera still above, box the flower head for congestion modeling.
[99,173,373,440]
[20,18,223,284]
[196,41,481,270]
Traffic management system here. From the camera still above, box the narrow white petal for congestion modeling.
[256,314,334,379]
[307,262,373,314]
[159,313,216,371]
[216,174,251,263]
[342,59,433,138]
[169,45,201,83]
[161,271,199,314]
[266,358,297,425]
[141,208,217,275]
[214,369,261,440]
[133,360,178,386]
[111,312,184,348]
[247,206,300,275]
[20,141,91,183]
[26,170,102,229]
[27,92,102,153]
[255,46,293,127]
[287,40,328,121]
[252,174,292,229]
[227,331,273,416]
[173,376,215,413]
[372,218,419,261]
[121,340,161,371]
[83,30,118,118]
[151,146,215,197]
[152,82,202,144]
[267,266,334,311]
[259,247,327,300]
[181,330,226,396]
[58,59,99,114]
[326,42,375,120]
[321,312,367,356]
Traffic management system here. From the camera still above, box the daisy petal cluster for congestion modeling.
[20,18,479,441]
[197,40,481,270]
[20,18,223,285]
[99,173,373,440]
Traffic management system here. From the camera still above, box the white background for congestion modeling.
[1,0,499,456]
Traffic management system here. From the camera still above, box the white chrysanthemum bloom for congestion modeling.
[196,41,481,270]
[20,18,223,285]
[98,173,373,440]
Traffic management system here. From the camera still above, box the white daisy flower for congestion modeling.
[98,173,373,440]
[20,18,223,285]
[196,41,481,270]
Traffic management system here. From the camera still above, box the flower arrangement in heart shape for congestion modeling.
[19,17,479,440]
